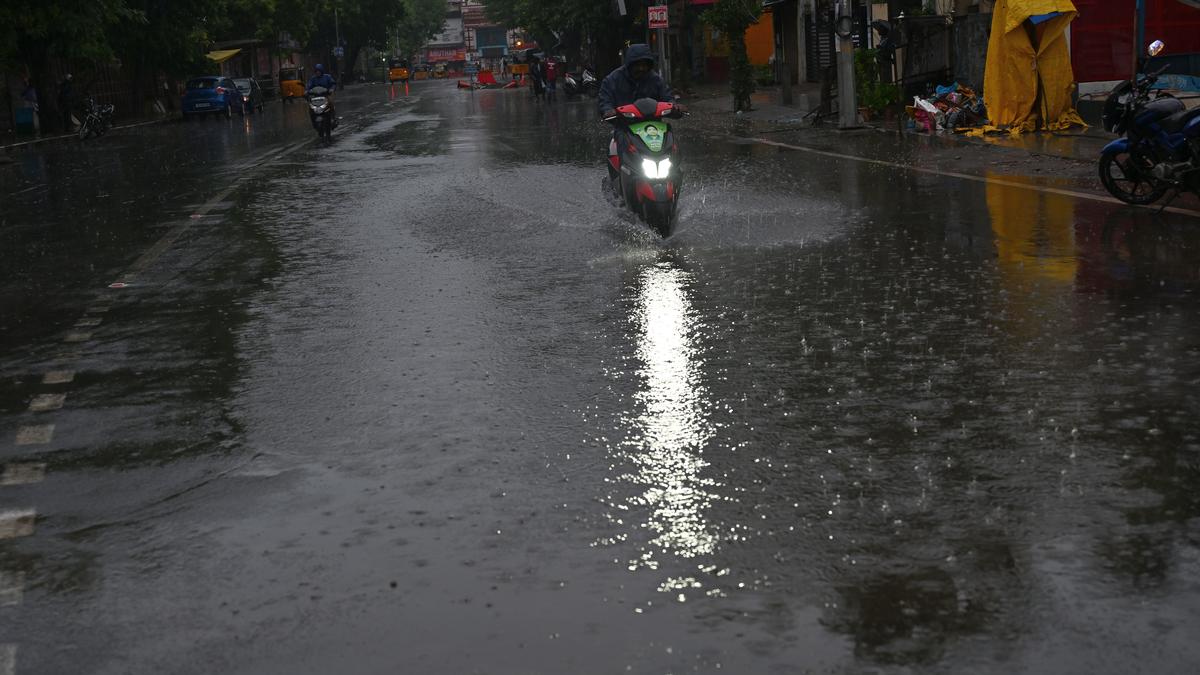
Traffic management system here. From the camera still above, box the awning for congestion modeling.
[206,49,242,64]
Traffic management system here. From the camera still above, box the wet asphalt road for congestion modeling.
[3,80,1200,674]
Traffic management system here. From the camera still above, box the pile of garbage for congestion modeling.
[906,83,989,133]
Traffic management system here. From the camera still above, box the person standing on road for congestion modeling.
[528,55,545,100]
[544,57,559,101]
[58,74,75,132]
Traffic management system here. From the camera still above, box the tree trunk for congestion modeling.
[728,30,754,112]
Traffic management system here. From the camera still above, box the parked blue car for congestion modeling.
[181,76,239,120]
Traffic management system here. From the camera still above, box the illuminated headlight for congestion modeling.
[641,157,672,179]
[313,104,328,113]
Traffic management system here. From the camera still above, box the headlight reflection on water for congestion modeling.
[614,260,720,566]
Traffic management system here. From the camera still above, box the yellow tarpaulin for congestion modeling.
[206,49,242,64]
[979,0,1086,134]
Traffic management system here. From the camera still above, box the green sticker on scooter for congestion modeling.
[630,121,666,153]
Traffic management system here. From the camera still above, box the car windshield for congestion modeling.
[186,78,218,90]
[233,79,253,92]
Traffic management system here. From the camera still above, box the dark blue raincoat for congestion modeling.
[598,44,673,116]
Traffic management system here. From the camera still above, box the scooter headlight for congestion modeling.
[641,157,672,179]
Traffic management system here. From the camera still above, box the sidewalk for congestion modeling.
[0,114,175,156]
[683,81,1115,165]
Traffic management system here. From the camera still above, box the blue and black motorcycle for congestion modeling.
[1100,40,1200,206]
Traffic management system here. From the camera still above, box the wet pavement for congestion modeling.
[2,80,1200,674]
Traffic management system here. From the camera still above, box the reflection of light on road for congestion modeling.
[618,261,718,565]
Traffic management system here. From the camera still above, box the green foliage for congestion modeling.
[853,47,899,114]
[753,64,773,87]
[0,0,141,66]
[702,0,761,112]
[484,0,613,41]
[395,0,447,60]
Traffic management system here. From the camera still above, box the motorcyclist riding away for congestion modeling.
[306,63,337,124]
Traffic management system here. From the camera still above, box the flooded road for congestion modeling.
[2,81,1200,674]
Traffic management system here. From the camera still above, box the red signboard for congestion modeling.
[426,47,466,62]
[648,5,669,29]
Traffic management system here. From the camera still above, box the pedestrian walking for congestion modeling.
[544,58,559,101]
[58,74,75,131]
[529,55,545,100]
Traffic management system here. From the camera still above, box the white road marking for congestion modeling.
[15,426,54,446]
[27,394,65,413]
[0,644,14,675]
[74,317,103,328]
[0,510,36,539]
[744,136,1200,220]
[0,464,45,486]
[63,332,92,343]
[42,370,75,385]
[0,571,25,607]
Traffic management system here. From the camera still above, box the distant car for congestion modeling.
[233,78,265,114]
[181,76,240,120]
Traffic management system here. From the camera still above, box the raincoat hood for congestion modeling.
[624,44,656,68]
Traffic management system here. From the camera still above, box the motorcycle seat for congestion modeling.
[1160,106,1200,134]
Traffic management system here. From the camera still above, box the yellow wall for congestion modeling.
[746,10,774,66]
[702,9,775,65]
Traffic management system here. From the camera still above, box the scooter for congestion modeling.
[306,86,336,140]
[604,97,686,237]
[77,97,114,140]
[563,67,599,98]
[1099,39,1200,206]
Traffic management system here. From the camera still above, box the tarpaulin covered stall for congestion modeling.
[980,0,1086,133]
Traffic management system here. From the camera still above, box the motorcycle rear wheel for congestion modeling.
[1100,151,1168,205]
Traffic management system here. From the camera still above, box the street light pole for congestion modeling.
[334,5,341,78]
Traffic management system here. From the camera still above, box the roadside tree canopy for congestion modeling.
[981,0,1086,133]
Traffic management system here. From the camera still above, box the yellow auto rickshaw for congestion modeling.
[279,66,305,100]
[388,58,410,83]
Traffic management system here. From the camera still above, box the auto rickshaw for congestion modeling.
[388,58,410,83]
[433,63,448,79]
[279,66,305,101]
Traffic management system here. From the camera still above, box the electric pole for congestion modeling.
[836,0,859,129]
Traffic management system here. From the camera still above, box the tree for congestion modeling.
[0,0,141,127]
[702,0,760,112]
[394,0,446,61]
[484,0,633,72]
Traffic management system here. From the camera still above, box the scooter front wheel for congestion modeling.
[1099,151,1168,205]
[643,201,676,238]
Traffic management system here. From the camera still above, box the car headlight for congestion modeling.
[640,157,672,179]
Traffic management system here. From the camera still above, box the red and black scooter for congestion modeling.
[604,98,686,237]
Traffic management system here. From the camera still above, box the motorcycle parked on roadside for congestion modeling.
[563,67,599,98]
[1099,39,1200,207]
[77,96,114,140]
[604,97,686,237]
[306,86,336,140]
